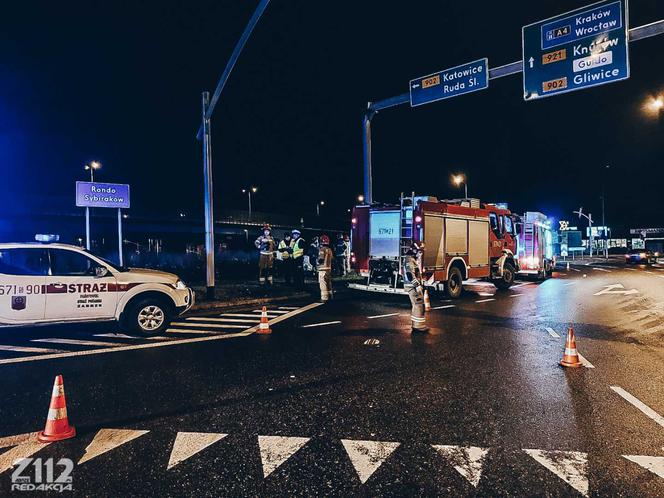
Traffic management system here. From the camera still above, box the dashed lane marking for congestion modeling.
[167,432,227,470]
[510,294,524,298]
[0,303,323,365]
[610,386,664,428]
[433,445,489,488]
[577,353,595,369]
[301,321,341,328]
[545,327,561,338]
[511,282,532,288]
[258,435,310,478]
[186,317,260,323]
[31,338,126,347]
[367,313,400,319]
[524,449,588,497]
[79,429,150,464]
[571,268,581,272]
[478,292,494,297]
[341,439,400,484]
[591,267,612,272]
[475,298,495,303]
[432,305,456,310]
[623,455,664,479]
[0,345,65,353]
[564,282,578,286]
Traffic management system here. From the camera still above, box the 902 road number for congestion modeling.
[542,77,568,93]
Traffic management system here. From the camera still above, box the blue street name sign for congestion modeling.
[409,58,488,107]
[76,182,131,209]
[522,0,629,101]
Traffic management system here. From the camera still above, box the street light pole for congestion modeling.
[83,161,101,250]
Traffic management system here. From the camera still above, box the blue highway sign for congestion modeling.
[522,0,629,101]
[410,58,488,107]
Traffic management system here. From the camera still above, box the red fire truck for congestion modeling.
[514,211,555,279]
[349,195,519,298]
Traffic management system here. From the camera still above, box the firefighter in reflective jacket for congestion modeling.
[255,225,276,286]
[317,234,333,302]
[403,243,428,333]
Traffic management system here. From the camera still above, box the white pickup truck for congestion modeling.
[0,242,194,335]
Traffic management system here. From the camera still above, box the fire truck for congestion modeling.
[349,194,519,298]
[514,211,555,279]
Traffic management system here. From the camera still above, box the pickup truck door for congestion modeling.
[0,248,48,323]
[45,249,118,320]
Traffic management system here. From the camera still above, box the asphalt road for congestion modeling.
[1,260,663,497]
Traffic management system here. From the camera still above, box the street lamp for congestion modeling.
[644,95,663,122]
[242,187,257,219]
[357,194,365,204]
[316,200,325,216]
[84,161,101,182]
[452,174,468,198]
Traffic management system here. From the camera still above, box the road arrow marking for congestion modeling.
[593,284,639,296]
[167,432,227,470]
[610,386,664,428]
[0,441,51,475]
[78,429,149,464]
[524,449,588,497]
[432,444,489,487]
[528,56,534,68]
[622,455,664,479]
[577,353,595,369]
[341,439,400,484]
[258,435,310,478]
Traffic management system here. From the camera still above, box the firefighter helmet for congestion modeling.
[321,234,330,245]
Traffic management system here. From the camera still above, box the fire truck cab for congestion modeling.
[350,195,519,298]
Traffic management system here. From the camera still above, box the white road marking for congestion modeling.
[524,449,588,497]
[622,455,664,479]
[341,439,400,484]
[593,284,639,296]
[0,431,39,449]
[301,321,341,328]
[0,303,323,365]
[478,292,494,297]
[591,267,611,272]
[167,432,227,470]
[475,298,495,303]
[0,441,51,475]
[279,306,300,310]
[166,329,230,335]
[564,282,578,286]
[571,268,581,272]
[577,353,595,369]
[170,322,248,329]
[511,282,532,288]
[31,338,125,347]
[94,333,142,339]
[258,435,310,478]
[0,345,64,353]
[545,327,560,338]
[253,309,289,314]
[610,386,664,428]
[78,429,149,464]
[220,313,278,319]
[367,313,400,319]
[510,293,524,298]
[432,445,488,488]
[186,317,259,323]
[432,304,456,310]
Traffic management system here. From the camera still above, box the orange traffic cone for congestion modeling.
[257,306,272,335]
[37,375,76,442]
[423,289,431,312]
[560,326,583,368]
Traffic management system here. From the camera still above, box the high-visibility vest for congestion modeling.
[278,240,291,259]
[292,238,305,259]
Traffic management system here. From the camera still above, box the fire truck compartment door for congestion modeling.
[423,215,444,267]
[445,218,467,255]
[369,211,400,259]
[469,220,490,266]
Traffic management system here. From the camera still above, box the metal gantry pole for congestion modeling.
[361,19,664,204]
[202,91,215,300]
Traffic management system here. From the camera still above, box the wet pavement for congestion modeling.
[1,261,663,496]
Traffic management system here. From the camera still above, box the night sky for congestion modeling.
[2,0,663,231]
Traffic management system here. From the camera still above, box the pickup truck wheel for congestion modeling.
[124,297,172,336]
[445,267,463,299]
[494,262,516,290]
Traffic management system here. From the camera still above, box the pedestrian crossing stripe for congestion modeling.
[186,317,260,323]
[169,322,249,330]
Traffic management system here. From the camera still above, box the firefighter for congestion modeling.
[254,224,275,286]
[291,229,306,290]
[403,242,428,333]
[334,234,347,276]
[278,231,293,285]
[344,234,351,274]
[317,234,333,302]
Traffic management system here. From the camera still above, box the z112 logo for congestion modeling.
[11,457,73,492]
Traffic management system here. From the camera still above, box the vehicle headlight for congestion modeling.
[175,280,187,290]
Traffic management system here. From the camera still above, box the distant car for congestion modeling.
[0,242,194,335]
[625,249,657,265]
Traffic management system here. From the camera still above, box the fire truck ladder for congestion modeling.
[398,192,414,286]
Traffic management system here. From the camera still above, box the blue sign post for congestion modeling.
[523,0,629,101]
[410,58,488,107]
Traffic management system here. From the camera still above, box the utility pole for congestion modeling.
[574,208,594,257]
